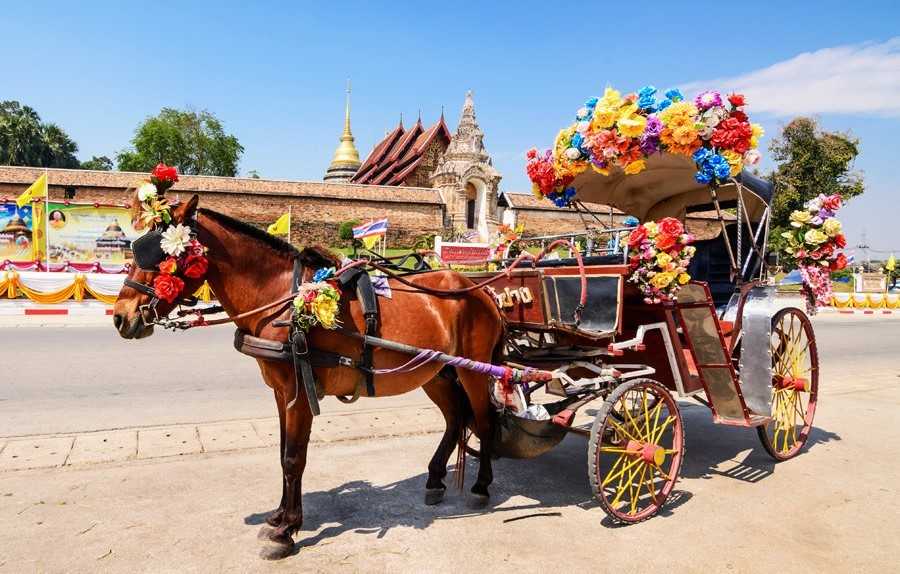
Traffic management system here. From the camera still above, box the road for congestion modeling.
[0,325,430,437]
[0,315,898,573]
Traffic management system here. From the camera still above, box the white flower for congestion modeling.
[743,150,761,165]
[576,120,591,133]
[575,107,590,120]
[564,147,581,160]
[137,182,158,201]
[160,224,192,256]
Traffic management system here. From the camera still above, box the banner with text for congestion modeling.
[47,202,141,264]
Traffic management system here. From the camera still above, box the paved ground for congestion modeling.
[0,315,898,572]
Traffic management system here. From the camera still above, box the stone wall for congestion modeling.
[0,167,447,247]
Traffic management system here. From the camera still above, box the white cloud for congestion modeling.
[683,38,900,117]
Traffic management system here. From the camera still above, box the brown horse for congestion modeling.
[113,194,505,559]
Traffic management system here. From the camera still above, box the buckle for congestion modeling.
[339,356,354,367]
[138,301,160,325]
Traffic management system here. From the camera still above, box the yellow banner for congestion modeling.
[16,173,47,208]
[47,202,141,264]
[267,212,290,235]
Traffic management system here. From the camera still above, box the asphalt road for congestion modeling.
[0,323,429,437]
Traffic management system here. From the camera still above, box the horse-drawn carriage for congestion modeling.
[463,153,817,523]
[116,87,830,556]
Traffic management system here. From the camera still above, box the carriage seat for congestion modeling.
[534,254,624,268]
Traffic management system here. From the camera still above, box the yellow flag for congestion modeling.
[16,173,48,208]
[362,235,380,250]
[887,254,896,271]
[267,212,290,235]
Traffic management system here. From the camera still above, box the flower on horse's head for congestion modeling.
[160,224,192,256]
[182,254,208,279]
[137,182,158,202]
[153,274,185,304]
[312,267,336,283]
[151,163,179,190]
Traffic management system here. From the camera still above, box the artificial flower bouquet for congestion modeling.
[293,282,342,332]
[627,217,696,304]
[780,193,847,308]
[135,163,209,304]
[526,86,764,206]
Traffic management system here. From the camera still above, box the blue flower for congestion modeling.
[564,187,577,198]
[624,216,639,227]
[312,267,336,282]
[692,147,712,164]
[708,154,731,180]
[585,97,598,110]
[637,85,657,111]
[695,170,713,184]
[657,99,672,111]
[664,88,684,102]
[571,133,584,149]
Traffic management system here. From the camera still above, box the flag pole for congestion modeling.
[287,205,292,245]
[44,170,49,272]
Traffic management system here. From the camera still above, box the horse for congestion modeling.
[113,194,505,559]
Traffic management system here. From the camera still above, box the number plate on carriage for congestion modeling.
[542,275,621,335]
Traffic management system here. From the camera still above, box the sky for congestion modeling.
[3,0,899,256]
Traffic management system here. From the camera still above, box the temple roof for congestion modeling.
[324,83,362,182]
[351,115,452,186]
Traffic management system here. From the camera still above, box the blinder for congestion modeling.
[132,230,167,271]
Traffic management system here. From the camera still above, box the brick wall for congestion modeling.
[0,167,447,247]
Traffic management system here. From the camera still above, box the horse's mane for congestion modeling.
[197,208,341,269]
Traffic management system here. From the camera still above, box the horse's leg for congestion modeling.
[422,372,468,505]
[260,377,314,560]
[264,389,287,527]
[454,369,495,508]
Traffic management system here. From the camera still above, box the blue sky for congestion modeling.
[3,1,899,255]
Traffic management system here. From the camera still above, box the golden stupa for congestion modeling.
[324,81,362,182]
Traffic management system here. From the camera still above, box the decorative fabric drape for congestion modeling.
[0,271,213,304]
[830,292,899,309]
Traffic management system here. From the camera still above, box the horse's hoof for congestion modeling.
[257,525,276,540]
[467,493,490,509]
[424,488,446,506]
[259,531,294,561]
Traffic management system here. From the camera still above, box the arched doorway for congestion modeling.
[465,182,477,230]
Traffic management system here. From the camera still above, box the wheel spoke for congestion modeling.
[602,456,641,488]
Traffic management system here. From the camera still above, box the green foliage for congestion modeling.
[0,101,80,168]
[768,117,864,254]
[117,108,243,176]
[81,155,113,171]
[338,220,360,242]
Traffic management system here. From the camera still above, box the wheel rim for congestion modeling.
[593,381,683,522]
[764,308,818,459]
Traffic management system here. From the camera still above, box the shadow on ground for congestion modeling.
[245,402,841,551]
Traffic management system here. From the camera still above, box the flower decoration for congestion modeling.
[293,282,342,331]
[151,163,179,192]
[525,86,764,206]
[491,222,525,258]
[160,223,192,257]
[780,193,847,309]
[626,217,696,304]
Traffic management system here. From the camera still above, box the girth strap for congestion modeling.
[339,268,380,397]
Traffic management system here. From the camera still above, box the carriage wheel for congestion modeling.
[588,378,684,524]
[757,307,819,461]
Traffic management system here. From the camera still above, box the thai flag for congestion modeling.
[352,218,388,239]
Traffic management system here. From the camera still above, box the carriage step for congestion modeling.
[713,414,772,427]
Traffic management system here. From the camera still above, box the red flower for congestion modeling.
[182,254,208,279]
[830,253,848,271]
[658,217,684,237]
[159,257,178,275]
[727,93,746,107]
[730,110,748,123]
[629,255,640,268]
[628,225,648,248]
[153,274,185,304]
[151,163,179,183]
[822,194,842,212]
[834,233,847,248]
[711,117,753,154]
[655,233,676,251]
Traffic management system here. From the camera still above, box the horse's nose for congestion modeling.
[113,313,124,330]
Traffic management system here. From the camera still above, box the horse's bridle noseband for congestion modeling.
[123,277,199,326]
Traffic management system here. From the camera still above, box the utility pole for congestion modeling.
[857,230,870,271]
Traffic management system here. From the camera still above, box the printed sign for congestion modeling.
[0,202,34,262]
[47,202,141,264]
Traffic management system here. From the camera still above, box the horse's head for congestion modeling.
[113,193,206,339]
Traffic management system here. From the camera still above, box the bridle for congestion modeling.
[123,276,199,326]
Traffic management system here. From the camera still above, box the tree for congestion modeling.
[768,118,864,252]
[80,155,114,171]
[0,101,80,168]
[338,220,361,255]
[117,108,243,176]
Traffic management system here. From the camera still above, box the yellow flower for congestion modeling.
[531,183,544,199]
[722,150,744,176]
[600,87,622,108]
[789,210,812,227]
[650,272,676,289]
[591,163,610,176]
[623,159,646,175]
[823,217,842,237]
[592,105,617,129]
[656,252,673,267]
[311,293,340,329]
[658,101,698,125]
[750,123,764,148]
[617,113,647,138]
[677,273,691,285]
[804,229,828,245]
[644,221,658,237]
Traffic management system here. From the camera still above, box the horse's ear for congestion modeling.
[173,195,200,224]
